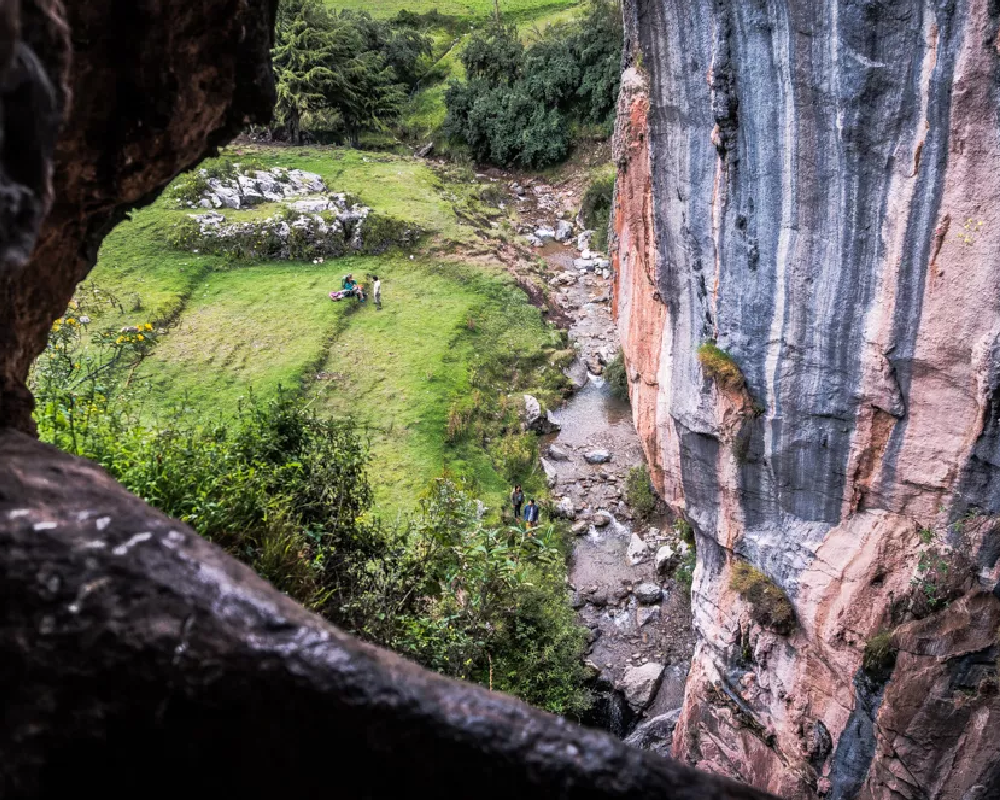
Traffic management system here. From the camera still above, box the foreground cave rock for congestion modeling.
[0,1,772,797]
[612,1,1000,797]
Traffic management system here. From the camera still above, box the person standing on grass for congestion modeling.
[524,499,539,533]
[372,274,382,310]
[511,484,524,520]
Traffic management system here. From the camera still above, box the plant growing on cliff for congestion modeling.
[604,348,629,402]
[862,630,898,683]
[580,171,615,251]
[697,341,746,393]
[730,560,795,635]
[625,465,657,520]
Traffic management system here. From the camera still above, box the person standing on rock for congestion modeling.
[511,484,524,521]
[524,499,539,533]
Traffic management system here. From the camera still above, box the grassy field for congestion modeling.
[67,145,559,518]
[326,0,580,22]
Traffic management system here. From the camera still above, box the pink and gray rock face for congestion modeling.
[613,1,1000,797]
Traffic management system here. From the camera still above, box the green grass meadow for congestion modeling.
[73,145,557,518]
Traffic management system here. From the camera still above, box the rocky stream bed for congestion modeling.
[509,176,696,747]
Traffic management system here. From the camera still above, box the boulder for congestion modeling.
[571,521,590,536]
[540,459,558,489]
[624,709,682,756]
[523,395,557,434]
[555,498,577,520]
[415,142,434,158]
[634,583,662,604]
[577,230,593,251]
[547,444,571,462]
[555,219,574,242]
[593,511,612,527]
[637,605,661,627]
[526,235,544,247]
[574,258,596,271]
[535,226,556,241]
[585,449,612,464]
[627,532,649,566]
[621,663,665,712]
[656,546,678,576]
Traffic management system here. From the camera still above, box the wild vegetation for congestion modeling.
[698,341,747,393]
[271,0,434,143]
[625,465,656,520]
[730,560,795,635]
[32,0,628,721]
[604,348,629,401]
[31,138,593,715]
[862,630,898,683]
[443,1,623,166]
[579,169,615,250]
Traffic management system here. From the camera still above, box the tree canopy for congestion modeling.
[272,0,431,143]
[444,0,624,168]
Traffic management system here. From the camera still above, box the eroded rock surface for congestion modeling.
[0,0,280,433]
[614,2,1000,797]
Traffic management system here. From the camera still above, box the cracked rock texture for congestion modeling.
[613,1,1000,797]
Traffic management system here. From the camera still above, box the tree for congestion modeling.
[272,0,412,144]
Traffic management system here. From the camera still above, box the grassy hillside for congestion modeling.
[326,0,580,22]
[57,145,561,518]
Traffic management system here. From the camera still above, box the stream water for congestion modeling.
[492,171,695,738]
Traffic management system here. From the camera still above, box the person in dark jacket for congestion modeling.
[511,485,524,520]
[524,499,539,532]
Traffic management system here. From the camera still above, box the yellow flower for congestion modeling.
[116,336,124,344]
[143,323,153,331]
[66,318,77,326]
[137,334,145,341]
[74,362,80,369]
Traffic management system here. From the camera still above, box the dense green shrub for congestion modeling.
[272,0,432,143]
[625,465,656,519]
[730,560,795,635]
[580,172,615,251]
[31,310,589,717]
[604,348,629,402]
[343,479,591,716]
[444,0,623,167]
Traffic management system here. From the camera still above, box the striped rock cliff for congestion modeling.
[612,1,1000,797]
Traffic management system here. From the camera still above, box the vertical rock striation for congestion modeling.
[613,1,1000,797]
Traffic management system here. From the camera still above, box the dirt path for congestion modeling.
[487,170,695,743]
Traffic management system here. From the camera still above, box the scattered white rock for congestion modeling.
[571,521,589,536]
[555,219,574,242]
[541,458,558,489]
[655,545,678,576]
[637,604,661,627]
[585,449,612,464]
[627,532,649,565]
[577,230,593,251]
[555,497,577,520]
[547,444,571,462]
[593,511,612,527]
[621,663,665,712]
[535,226,556,241]
[634,583,662,604]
